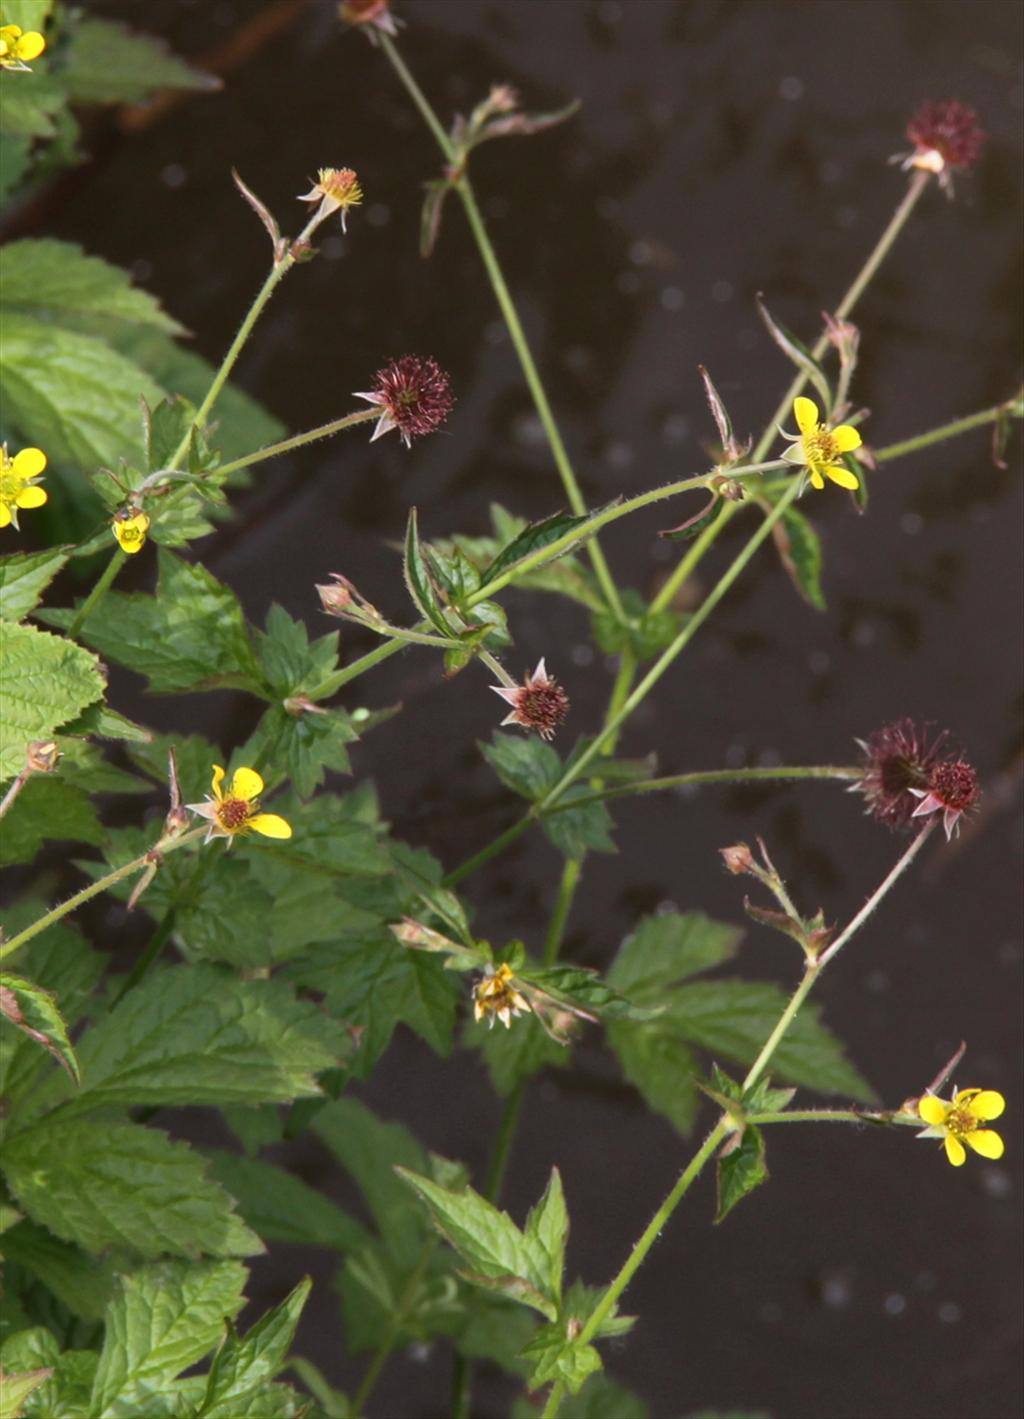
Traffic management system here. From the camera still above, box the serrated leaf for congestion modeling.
[59,700,152,742]
[0,775,104,866]
[0,73,64,139]
[35,964,340,1117]
[240,704,356,800]
[60,18,218,104]
[715,1124,768,1222]
[1,1219,114,1320]
[194,1278,310,1419]
[607,1020,700,1136]
[523,1170,568,1305]
[670,980,875,1101]
[0,620,105,782]
[2,1118,262,1259]
[590,588,685,661]
[542,786,616,861]
[0,311,164,469]
[0,241,184,337]
[771,504,826,610]
[0,1367,54,1418]
[520,1324,602,1395]
[478,510,593,590]
[0,548,69,621]
[756,296,832,408]
[205,1152,368,1254]
[480,732,559,801]
[396,1168,558,1319]
[40,549,264,694]
[470,1009,566,1096]
[88,1260,247,1417]
[0,974,79,1081]
[403,507,451,635]
[607,911,743,1000]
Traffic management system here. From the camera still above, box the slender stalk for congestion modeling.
[873,402,1017,464]
[67,548,126,638]
[746,1109,918,1127]
[541,764,862,816]
[212,407,379,479]
[0,826,207,965]
[377,33,626,625]
[443,816,531,887]
[815,818,936,968]
[0,769,32,821]
[544,859,582,964]
[350,1238,438,1418]
[483,1084,527,1205]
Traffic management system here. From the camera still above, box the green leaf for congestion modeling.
[522,1170,568,1306]
[0,973,79,1081]
[470,1010,566,1096]
[41,549,264,694]
[0,73,64,140]
[205,1152,368,1254]
[0,620,105,782]
[59,700,152,743]
[40,964,340,1116]
[88,1260,247,1418]
[715,1125,768,1223]
[21,1349,100,1419]
[0,132,32,203]
[0,548,69,621]
[512,1372,649,1419]
[0,775,104,867]
[0,311,165,469]
[2,1119,262,1260]
[0,1325,59,1378]
[541,786,615,860]
[0,1367,54,1418]
[591,588,685,661]
[481,732,560,801]
[756,296,832,409]
[478,510,593,590]
[59,18,219,104]
[1,1219,114,1320]
[403,507,451,635]
[194,1278,310,1419]
[520,1323,602,1394]
[607,911,743,1000]
[0,241,184,338]
[396,1168,558,1320]
[771,505,826,610]
[671,980,875,1101]
[607,1020,701,1136]
[240,704,357,800]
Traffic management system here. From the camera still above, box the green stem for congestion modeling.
[212,407,379,479]
[0,826,207,966]
[746,1109,917,1127]
[377,33,626,625]
[67,548,126,638]
[873,402,1016,463]
[350,1238,437,1417]
[544,859,582,965]
[443,817,530,888]
[541,764,861,816]
[483,1083,526,1204]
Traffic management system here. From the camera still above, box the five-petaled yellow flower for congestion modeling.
[782,395,862,490]
[917,1086,1005,1167]
[187,765,292,845]
[473,963,530,1029]
[0,23,46,70]
[112,508,151,555]
[0,445,47,529]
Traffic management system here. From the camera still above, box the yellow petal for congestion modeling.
[0,503,11,529]
[793,396,818,434]
[824,463,860,490]
[211,764,226,799]
[0,25,23,40]
[807,466,825,490]
[943,1134,966,1166]
[230,766,264,801]
[12,447,46,478]
[967,1090,1005,1121]
[16,31,46,61]
[918,1095,948,1126]
[15,484,47,509]
[248,812,292,840]
[832,424,862,453]
[965,1129,1004,1160]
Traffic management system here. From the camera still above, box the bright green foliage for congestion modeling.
[0,241,185,339]
[478,508,596,589]
[0,776,104,866]
[205,1153,367,1253]
[0,620,105,781]
[715,1124,769,1223]
[2,1119,262,1259]
[0,1365,54,1417]
[191,1277,310,1419]
[1,1218,115,1320]
[591,587,686,661]
[772,505,826,610]
[0,548,69,621]
[481,732,616,859]
[58,18,217,105]
[0,972,79,1080]
[443,503,604,611]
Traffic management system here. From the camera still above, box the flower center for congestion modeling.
[803,428,840,466]
[946,1106,977,1139]
[0,470,23,503]
[217,796,252,831]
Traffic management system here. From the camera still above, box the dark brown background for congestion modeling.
[21,1,1024,1415]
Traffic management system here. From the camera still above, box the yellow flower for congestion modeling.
[782,395,862,490]
[473,964,530,1029]
[0,23,46,70]
[112,508,151,555]
[297,167,363,232]
[0,445,47,529]
[186,765,293,845]
[917,1086,1005,1167]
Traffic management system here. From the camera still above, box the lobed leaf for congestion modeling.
[0,548,69,622]
[0,620,105,782]
[715,1125,768,1223]
[60,18,219,104]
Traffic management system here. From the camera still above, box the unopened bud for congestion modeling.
[316,575,354,616]
[720,842,756,875]
[26,740,60,774]
[284,694,328,718]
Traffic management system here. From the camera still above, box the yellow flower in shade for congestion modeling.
[186,765,292,845]
[917,1087,1005,1167]
[782,396,862,490]
[473,964,530,1029]
[112,508,151,555]
[0,445,47,529]
[297,167,363,232]
[0,23,46,70]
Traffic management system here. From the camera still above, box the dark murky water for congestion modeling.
[28,1,1023,1414]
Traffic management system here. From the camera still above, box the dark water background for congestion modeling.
[23,0,1024,1415]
